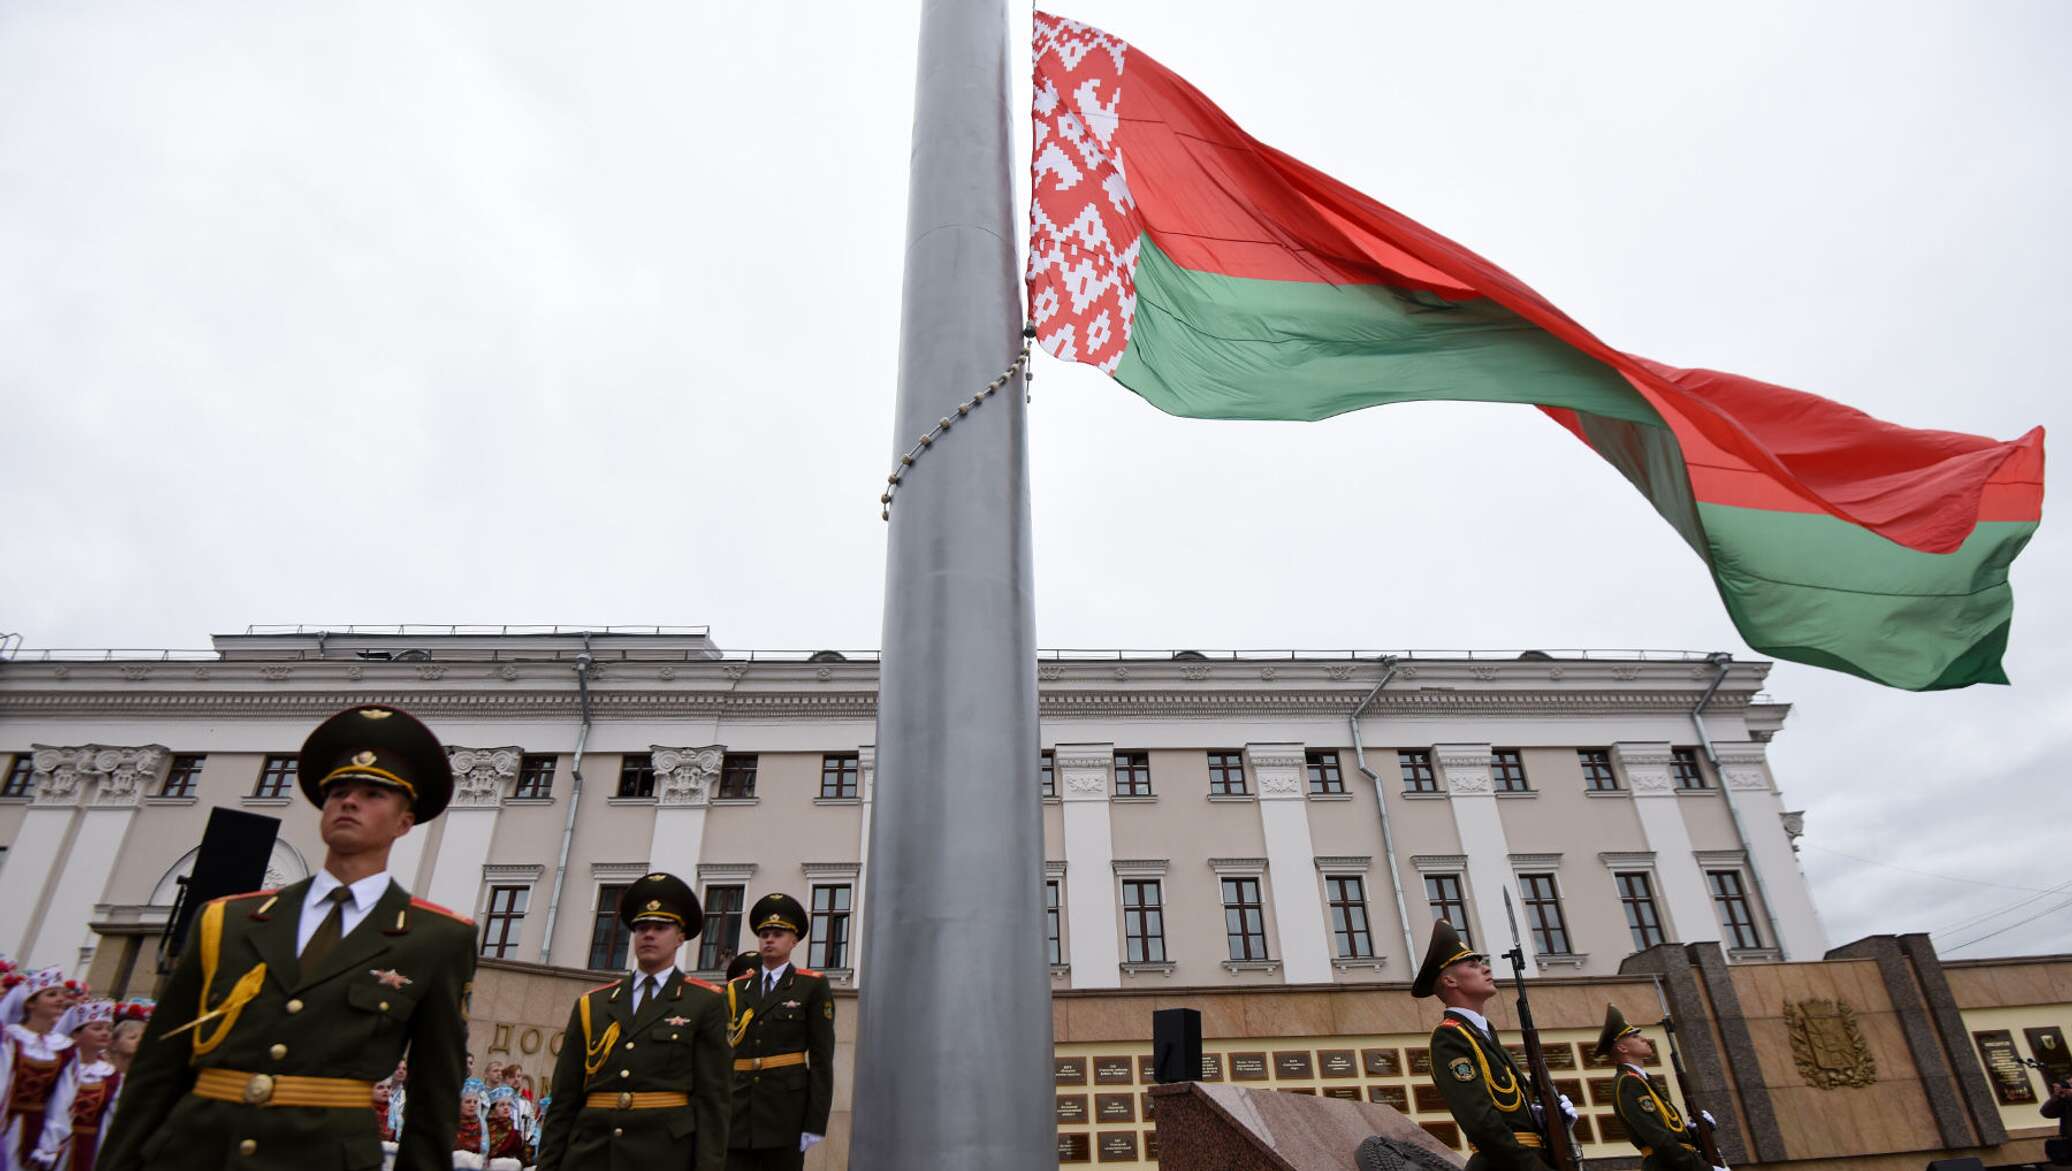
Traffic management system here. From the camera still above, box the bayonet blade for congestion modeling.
[1502,884,1524,953]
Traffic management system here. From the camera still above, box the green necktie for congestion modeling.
[300,887,354,973]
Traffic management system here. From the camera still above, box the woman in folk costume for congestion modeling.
[482,1086,529,1165]
[452,1077,489,1158]
[28,1000,119,1171]
[1,968,77,1171]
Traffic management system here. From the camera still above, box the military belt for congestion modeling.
[732,1051,808,1072]
[584,1091,691,1110]
[191,1069,376,1109]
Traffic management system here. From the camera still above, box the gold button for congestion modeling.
[379,1001,390,1012]
[238,1140,257,1157]
[269,1044,287,1061]
[285,999,303,1014]
[613,1128,624,1138]
[671,1033,680,1040]
[625,1041,635,1050]
[620,1069,630,1079]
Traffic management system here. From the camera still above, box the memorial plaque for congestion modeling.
[1056,1095,1088,1124]
[1095,1093,1136,1123]
[1055,1056,1088,1086]
[1572,1115,1598,1145]
[1138,1055,1158,1081]
[1140,1091,1155,1120]
[1413,1084,1449,1113]
[1420,1121,1461,1149]
[1324,1086,1363,1101]
[1319,1049,1359,1078]
[1976,1030,2037,1105]
[1582,1045,1619,1070]
[1094,1056,1136,1085]
[1282,1086,1317,1095]
[1368,1084,1409,1110]
[1097,1133,1138,1163]
[2025,1027,2072,1082]
[1145,1129,1159,1160]
[1408,1047,1432,1076]
[1200,1052,1225,1082]
[1586,1076,1617,1106]
[1542,1042,1578,1070]
[1555,1078,1584,1105]
[1230,1052,1270,1081]
[1600,1113,1630,1143]
[1274,1050,1316,1079]
[1057,1132,1091,1163]
[1363,1047,1402,1077]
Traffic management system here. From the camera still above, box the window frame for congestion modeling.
[253,754,298,799]
[1044,878,1063,966]
[616,753,657,799]
[1673,747,1710,790]
[1114,751,1153,798]
[718,753,759,800]
[1306,750,1345,795]
[696,884,746,970]
[160,754,206,799]
[1220,876,1269,961]
[1578,749,1619,792]
[1325,874,1374,958]
[1398,750,1438,794]
[1615,871,1666,950]
[1517,872,1573,956]
[1491,748,1531,793]
[1121,878,1166,963]
[514,754,556,800]
[1424,873,1471,947]
[587,883,631,971]
[479,884,531,959]
[820,753,861,800]
[1,755,33,799]
[807,883,853,969]
[1708,869,1763,950]
[1207,750,1248,797]
[1039,750,1056,799]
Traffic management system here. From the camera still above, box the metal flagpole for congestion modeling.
[847,0,1048,1166]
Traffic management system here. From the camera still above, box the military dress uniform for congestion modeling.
[97,705,477,1171]
[536,874,731,1171]
[1598,1006,1707,1171]
[726,895,834,1171]
[1413,920,1551,1171]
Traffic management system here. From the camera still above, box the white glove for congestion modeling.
[1699,1109,1717,1128]
[1557,1093,1577,1124]
[1713,1164,1731,1171]
[800,1132,824,1153]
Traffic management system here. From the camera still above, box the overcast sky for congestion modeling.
[2,1,2065,957]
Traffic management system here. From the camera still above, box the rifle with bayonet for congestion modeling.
[1502,887,1584,1171]
[1660,1014,1725,1168]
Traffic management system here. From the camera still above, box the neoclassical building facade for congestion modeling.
[0,627,1823,998]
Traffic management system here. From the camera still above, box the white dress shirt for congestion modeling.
[1446,1005,1494,1039]
[630,969,673,1013]
[296,869,394,955]
[757,962,792,997]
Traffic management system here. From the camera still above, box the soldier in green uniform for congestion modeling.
[726,894,834,1171]
[99,705,477,1171]
[1597,1006,1719,1171]
[536,872,731,1171]
[1412,919,1551,1171]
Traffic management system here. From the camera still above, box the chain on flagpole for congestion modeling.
[880,326,1035,521]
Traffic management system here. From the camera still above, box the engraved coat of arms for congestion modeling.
[1784,997,1877,1089]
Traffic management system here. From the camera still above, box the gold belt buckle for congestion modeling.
[243,1073,275,1105]
[616,1092,632,1110]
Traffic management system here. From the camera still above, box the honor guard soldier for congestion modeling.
[1413,920,1552,1171]
[1598,1007,1718,1171]
[536,873,731,1171]
[99,705,478,1171]
[726,894,834,1171]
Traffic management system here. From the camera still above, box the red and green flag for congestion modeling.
[1027,13,2044,690]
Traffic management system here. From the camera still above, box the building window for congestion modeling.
[1616,872,1665,950]
[1045,879,1063,965]
[588,884,631,971]
[1040,751,1055,799]
[820,753,860,799]
[1306,750,1345,795]
[1208,751,1248,796]
[697,884,745,970]
[718,753,758,800]
[254,755,297,799]
[1114,752,1152,797]
[1122,879,1166,963]
[1673,748,1709,790]
[514,754,556,800]
[1709,870,1762,949]
[480,885,530,959]
[1518,874,1572,956]
[1326,875,1373,958]
[160,754,206,799]
[1579,750,1619,792]
[1399,750,1437,793]
[617,753,656,799]
[1222,877,1269,961]
[807,884,852,969]
[1492,749,1530,793]
[2,756,32,798]
[1424,874,1470,946]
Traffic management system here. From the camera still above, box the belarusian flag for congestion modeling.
[1027,13,2044,690]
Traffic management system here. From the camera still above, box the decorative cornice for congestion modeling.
[482,863,545,883]
[1111,858,1168,876]
[1207,857,1268,873]
[1313,855,1371,872]
[801,861,861,879]
[1598,851,1658,870]
[652,745,722,807]
[590,861,650,880]
[1410,854,1468,873]
[448,746,522,810]
[1694,850,1750,868]
[29,744,169,808]
[1508,853,1564,869]
[1045,860,1067,876]
[697,862,758,880]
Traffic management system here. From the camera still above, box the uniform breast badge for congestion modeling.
[372,969,413,989]
[782,1000,802,1010]
[665,1016,690,1027]
[1450,1057,1476,1082]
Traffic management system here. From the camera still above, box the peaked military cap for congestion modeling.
[1411,918,1487,999]
[724,950,761,983]
[1596,1003,1645,1059]
[748,892,808,938]
[619,871,704,938]
[299,704,453,821]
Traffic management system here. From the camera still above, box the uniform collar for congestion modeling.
[1620,1062,1648,1076]
[758,961,791,985]
[309,867,393,914]
[1445,1006,1492,1035]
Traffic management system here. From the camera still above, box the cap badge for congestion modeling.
[647,900,661,911]
[353,751,378,767]
[359,708,393,719]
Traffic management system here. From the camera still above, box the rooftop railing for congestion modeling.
[3,645,1735,666]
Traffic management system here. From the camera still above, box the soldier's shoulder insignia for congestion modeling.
[794,967,822,979]
[1449,1057,1476,1083]
[408,896,475,926]
[214,889,281,919]
[1639,1096,1656,1112]
[822,999,834,1020]
[684,977,723,994]
[586,978,621,996]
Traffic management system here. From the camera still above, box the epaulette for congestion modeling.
[211,888,277,907]
[214,889,279,920]
[408,896,475,925]
[586,978,621,996]
[794,967,821,979]
[684,977,722,993]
